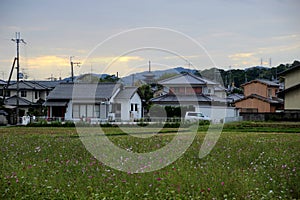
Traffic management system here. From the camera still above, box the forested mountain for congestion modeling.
[197,60,300,88]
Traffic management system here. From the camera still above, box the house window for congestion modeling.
[73,105,80,118]
[5,91,10,97]
[193,87,202,94]
[112,103,121,112]
[74,104,96,118]
[207,89,211,94]
[94,104,100,118]
[0,89,3,96]
[131,103,138,111]
[87,105,94,118]
[35,91,39,99]
[80,105,86,118]
[170,87,180,94]
[267,88,272,98]
[21,91,27,97]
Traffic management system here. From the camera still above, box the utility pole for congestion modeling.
[70,56,80,82]
[11,32,26,124]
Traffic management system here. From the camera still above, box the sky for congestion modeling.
[0,0,299,80]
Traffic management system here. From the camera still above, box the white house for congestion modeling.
[44,83,142,122]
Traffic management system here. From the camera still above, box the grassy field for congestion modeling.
[1,123,300,199]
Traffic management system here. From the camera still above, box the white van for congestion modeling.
[185,111,211,122]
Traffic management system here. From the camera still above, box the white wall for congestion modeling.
[195,106,238,123]
[114,92,142,121]
[130,92,142,120]
[64,101,73,120]
[9,90,47,103]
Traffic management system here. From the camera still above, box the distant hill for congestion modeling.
[120,67,197,85]
[61,60,299,88]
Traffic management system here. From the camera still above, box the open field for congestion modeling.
[1,123,300,199]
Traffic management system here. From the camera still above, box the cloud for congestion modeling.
[27,56,69,69]
[87,56,144,64]
[78,55,145,76]
[228,52,255,60]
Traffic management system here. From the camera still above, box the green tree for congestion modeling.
[137,84,154,113]
[99,75,119,83]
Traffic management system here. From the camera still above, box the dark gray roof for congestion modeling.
[46,83,121,100]
[35,81,63,89]
[158,73,217,85]
[7,81,48,90]
[0,79,6,85]
[4,95,38,106]
[235,94,283,104]
[151,94,210,103]
[242,79,279,87]
[7,80,63,90]
[227,93,244,102]
[114,87,138,100]
[214,85,226,91]
[151,94,228,104]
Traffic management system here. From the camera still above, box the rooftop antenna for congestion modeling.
[11,32,26,124]
[70,56,80,82]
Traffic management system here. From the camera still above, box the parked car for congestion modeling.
[185,111,211,122]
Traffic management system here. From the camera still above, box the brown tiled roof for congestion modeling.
[241,79,279,87]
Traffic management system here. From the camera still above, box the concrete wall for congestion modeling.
[240,112,300,121]
[285,89,300,110]
[195,106,238,123]
[284,67,300,89]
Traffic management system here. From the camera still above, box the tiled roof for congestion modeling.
[158,73,217,85]
[241,79,279,87]
[0,79,7,85]
[35,81,62,89]
[151,94,228,104]
[227,93,244,102]
[4,95,38,106]
[114,87,138,100]
[7,81,48,90]
[235,94,283,104]
[46,83,121,100]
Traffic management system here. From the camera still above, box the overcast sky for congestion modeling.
[0,0,299,80]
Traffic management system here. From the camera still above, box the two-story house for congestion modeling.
[235,79,283,113]
[151,72,238,122]
[278,64,300,111]
[2,80,61,116]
